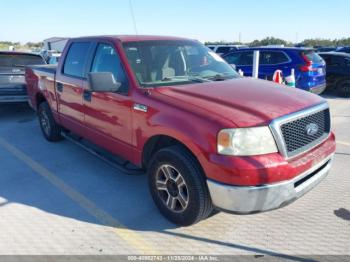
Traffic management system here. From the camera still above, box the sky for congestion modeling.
[1,0,349,43]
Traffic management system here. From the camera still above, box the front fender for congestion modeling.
[134,110,220,170]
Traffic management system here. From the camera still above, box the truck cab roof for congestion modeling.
[70,35,195,43]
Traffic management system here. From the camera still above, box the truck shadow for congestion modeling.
[0,104,318,259]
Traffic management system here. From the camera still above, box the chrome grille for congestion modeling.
[281,109,330,157]
[270,103,331,159]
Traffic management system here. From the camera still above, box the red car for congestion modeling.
[25,35,336,226]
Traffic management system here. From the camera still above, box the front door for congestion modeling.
[82,42,133,157]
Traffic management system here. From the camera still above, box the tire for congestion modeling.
[336,80,350,98]
[148,145,213,226]
[209,209,220,218]
[38,101,62,141]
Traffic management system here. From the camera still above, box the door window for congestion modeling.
[91,43,129,93]
[63,42,91,78]
[224,53,240,65]
[235,51,254,66]
[216,46,234,54]
[260,51,290,65]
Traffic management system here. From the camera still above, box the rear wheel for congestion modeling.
[38,101,62,141]
[336,79,350,97]
[148,145,213,226]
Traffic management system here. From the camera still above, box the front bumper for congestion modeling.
[0,85,28,103]
[207,154,333,214]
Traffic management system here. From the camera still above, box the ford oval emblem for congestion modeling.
[306,123,319,136]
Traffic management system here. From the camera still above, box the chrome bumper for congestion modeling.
[207,154,333,214]
[310,83,327,95]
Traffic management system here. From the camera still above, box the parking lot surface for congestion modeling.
[0,94,349,257]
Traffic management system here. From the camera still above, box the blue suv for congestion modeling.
[223,47,326,94]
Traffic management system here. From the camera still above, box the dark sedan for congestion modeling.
[0,51,45,103]
[319,52,350,97]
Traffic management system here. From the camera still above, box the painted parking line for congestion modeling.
[337,141,350,147]
[0,136,157,254]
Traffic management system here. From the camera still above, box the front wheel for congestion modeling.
[148,145,213,226]
[38,101,62,142]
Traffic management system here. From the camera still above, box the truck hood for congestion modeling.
[151,77,324,127]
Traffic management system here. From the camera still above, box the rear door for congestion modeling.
[258,51,291,80]
[82,42,133,157]
[55,42,92,135]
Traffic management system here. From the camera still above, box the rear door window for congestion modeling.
[260,51,289,65]
[63,42,91,78]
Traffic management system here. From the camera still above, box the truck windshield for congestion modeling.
[123,40,239,87]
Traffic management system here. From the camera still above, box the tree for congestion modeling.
[301,38,334,47]
[25,42,43,48]
[335,38,350,46]
[249,37,290,47]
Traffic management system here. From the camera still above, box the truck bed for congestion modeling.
[28,64,57,75]
[25,64,58,109]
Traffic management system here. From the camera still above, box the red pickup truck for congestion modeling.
[26,35,336,226]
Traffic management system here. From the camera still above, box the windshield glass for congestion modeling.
[0,54,45,67]
[123,40,239,87]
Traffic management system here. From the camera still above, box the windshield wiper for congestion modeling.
[203,74,233,81]
[161,76,210,83]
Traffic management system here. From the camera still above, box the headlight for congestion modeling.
[217,127,278,156]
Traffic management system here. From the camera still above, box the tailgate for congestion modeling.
[0,67,26,95]
[303,50,326,75]
[300,50,326,84]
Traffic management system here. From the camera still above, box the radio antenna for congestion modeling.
[129,0,138,35]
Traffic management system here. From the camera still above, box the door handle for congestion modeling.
[83,90,92,102]
[56,82,63,92]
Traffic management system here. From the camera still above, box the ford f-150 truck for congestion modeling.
[25,35,336,226]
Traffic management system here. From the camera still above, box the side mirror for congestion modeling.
[230,64,237,70]
[88,72,121,92]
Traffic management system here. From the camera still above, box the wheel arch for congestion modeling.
[141,134,206,175]
[35,92,47,110]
